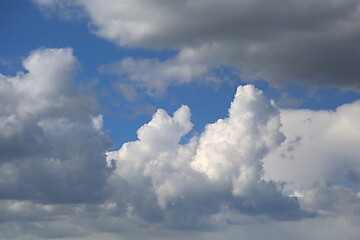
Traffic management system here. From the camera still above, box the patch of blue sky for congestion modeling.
[0,1,177,76]
[2,0,360,149]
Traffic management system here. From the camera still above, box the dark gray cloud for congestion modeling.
[36,0,360,93]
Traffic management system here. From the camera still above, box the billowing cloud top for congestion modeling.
[1,0,360,237]
[1,48,360,239]
[106,85,309,227]
[35,0,360,92]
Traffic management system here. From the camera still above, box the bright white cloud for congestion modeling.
[191,85,284,196]
[105,84,360,230]
[261,100,360,233]
[0,48,78,121]
[264,100,360,190]
[107,85,305,226]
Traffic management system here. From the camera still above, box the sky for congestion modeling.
[1,0,360,239]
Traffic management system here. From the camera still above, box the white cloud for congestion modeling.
[0,48,77,120]
[191,85,284,194]
[261,99,360,232]
[107,85,305,225]
[106,105,202,215]
[105,84,360,230]
[1,46,360,238]
[264,100,360,190]
[35,0,360,92]
[1,63,360,237]
[0,48,112,203]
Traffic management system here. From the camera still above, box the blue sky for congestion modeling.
[2,0,359,147]
[1,0,360,239]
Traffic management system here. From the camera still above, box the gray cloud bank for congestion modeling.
[36,0,360,93]
[1,48,360,239]
[0,48,112,203]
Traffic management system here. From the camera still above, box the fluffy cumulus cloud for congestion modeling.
[35,0,360,93]
[106,85,308,228]
[1,56,360,238]
[1,48,360,239]
[0,48,112,203]
[105,87,360,236]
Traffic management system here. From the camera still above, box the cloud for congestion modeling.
[1,47,360,238]
[35,0,360,93]
[262,99,360,232]
[264,100,360,190]
[1,61,360,237]
[101,48,216,96]
[106,85,308,227]
[34,0,85,20]
[0,48,112,203]
[114,83,138,102]
[1,186,359,240]
[295,182,360,216]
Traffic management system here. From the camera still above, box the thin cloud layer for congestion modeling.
[0,48,112,203]
[35,0,360,93]
[101,49,214,96]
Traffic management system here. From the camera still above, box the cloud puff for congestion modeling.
[264,100,360,190]
[263,99,360,227]
[35,0,360,93]
[107,85,307,227]
[0,48,112,203]
[191,86,284,192]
